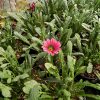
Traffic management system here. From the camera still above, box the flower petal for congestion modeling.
[42,38,61,56]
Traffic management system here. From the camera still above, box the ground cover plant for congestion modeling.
[0,0,100,100]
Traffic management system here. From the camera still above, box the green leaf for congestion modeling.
[98,41,100,50]
[72,52,84,56]
[54,14,62,27]
[13,76,20,82]
[23,80,40,94]
[8,12,24,25]
[0,63,9,68]
[75,66,86,77]
[58,50,67,77]
[7,46,17,60]
[61,29,72,46]
[65,77,73,83]
[45,19,56,28]
[95,71,100,80]
[45,63,60,80]
[66,29,72,41]
[75,34,82,52]
[13,73,29,82]
[82,23,92,32]
[66,41,73,55]
[28,85,41,100]
[60,89,71,100]
[41,84,49,91]
[2,88,11,98]
[63,0,68,9]
[14,31,30,45]
[20,73,29,79]
[26,43,40,51]
[79,94,100,100]
[67,55,76,78]
[87,62,93,73]
[31,37,42,44]
[0,70,11,79]
[83,81,100,90]
[0,82,11,98]
[58,98,63,100]
[40,93,52,100]
[6,46,18,68]
[0,57,5,63]
[0,47,5,56]
[7,78,12,84]
[73,80,86,93]
[35,27,41,36]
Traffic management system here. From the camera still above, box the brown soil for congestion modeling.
[81,64,100,80]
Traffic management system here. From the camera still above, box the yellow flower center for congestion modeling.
[48,46,54,51]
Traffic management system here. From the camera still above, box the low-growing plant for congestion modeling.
[0,0,100,99]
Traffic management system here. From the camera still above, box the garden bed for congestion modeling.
[0,0,100,100]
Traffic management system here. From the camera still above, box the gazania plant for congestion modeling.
[0,0,100,100]
[42,38,61,56]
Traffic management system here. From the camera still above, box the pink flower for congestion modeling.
[42,38,61,56]
[29,2,35,11]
